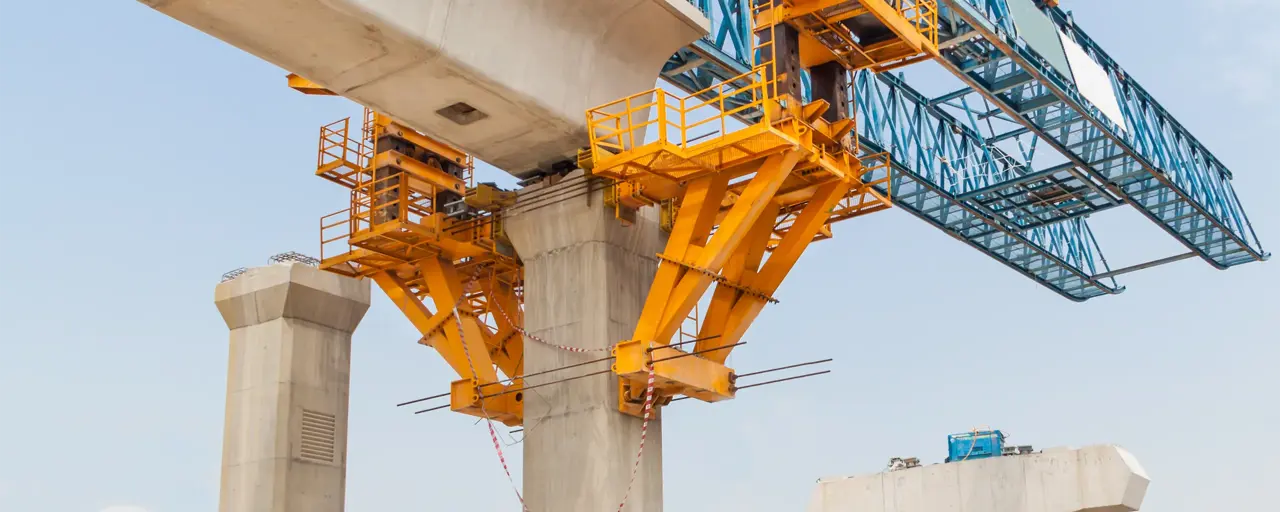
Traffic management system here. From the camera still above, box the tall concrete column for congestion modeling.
[505,171,666,512]
[214,262,371,512]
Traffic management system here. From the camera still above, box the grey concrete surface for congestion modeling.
[138,0,709,176]
[807,445,1149,512]
[214,263,371,512]
[505,172,667,511]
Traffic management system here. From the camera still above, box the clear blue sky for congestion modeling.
[1,1,1276,511]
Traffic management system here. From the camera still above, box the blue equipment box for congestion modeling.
[946,430,1005,462]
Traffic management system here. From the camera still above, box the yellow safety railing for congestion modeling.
[585,65,780,171]
[361,107,376,152]
[319,204,360,263]
[318,118,350,169]
[317,118,372,171]
[461,153,476,189]
[584,0,807,177]
[895,0,939,47]
[352,172,438,229]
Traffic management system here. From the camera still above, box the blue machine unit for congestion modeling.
[946,430,1005,462]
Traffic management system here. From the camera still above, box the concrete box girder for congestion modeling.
[139,0,710,176]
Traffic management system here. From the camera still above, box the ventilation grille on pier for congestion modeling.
[299,409,337,463]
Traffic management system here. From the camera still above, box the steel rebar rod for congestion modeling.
[478,353,617,388]
[735,358,832,379]
[479,368,615,400]
[397,391,451,407]
[735,370,830,391]
[652,334,722,351]
[413,403,452,414]
[648,341,746,364]
[669,369,832,402]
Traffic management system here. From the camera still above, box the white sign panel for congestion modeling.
[1057,30,1128,133]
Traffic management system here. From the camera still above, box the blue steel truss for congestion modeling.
[937,0,1268,268]
[663,1,756,113]
[854,71,1120,300]
[663,0,1264,300]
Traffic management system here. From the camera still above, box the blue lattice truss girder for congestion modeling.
[855,71,1121,300]
[662,0,1264,300]
[938,0,1268,268]
[666,0,1120,300]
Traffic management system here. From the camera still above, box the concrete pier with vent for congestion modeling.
[214,263,371,512]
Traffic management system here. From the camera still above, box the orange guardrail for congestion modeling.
[585,66,782,176]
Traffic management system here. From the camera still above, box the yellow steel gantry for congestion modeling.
[586,0,938,416]
[306,100,527,426]
[292,0,939,423]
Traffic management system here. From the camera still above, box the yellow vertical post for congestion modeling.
[657,91,669,147]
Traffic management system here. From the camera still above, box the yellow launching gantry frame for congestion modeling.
[294,76,527,426]
[585,0,939,417]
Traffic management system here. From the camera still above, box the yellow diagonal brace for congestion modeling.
[704,180,851,363]
[478,277,523,379]
[645,151,801,344]
[418,258,499,383]
[634,173,730,342]
[694,201,778,357]
[372,271,498,383]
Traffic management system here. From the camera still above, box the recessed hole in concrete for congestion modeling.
[436,101,488,126]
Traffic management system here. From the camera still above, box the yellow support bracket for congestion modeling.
[286,73,337,95]
[757,0,940,72]
[372,266,524,426]
[613,340,736,416]
[693,180,852,363]
[582,18,896,414]
[309,107,525,425]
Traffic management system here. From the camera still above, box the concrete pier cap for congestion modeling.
[807,445,1149,512]
[140,0,711,177]
[215,262,371,332]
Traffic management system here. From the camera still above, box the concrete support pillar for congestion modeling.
[505,171,666,512]
[214,262,371,512]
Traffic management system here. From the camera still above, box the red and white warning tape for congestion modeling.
[455,272,529,511]
[454,269,658,512]
[615,365,657,512]
[488,288,611,354]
